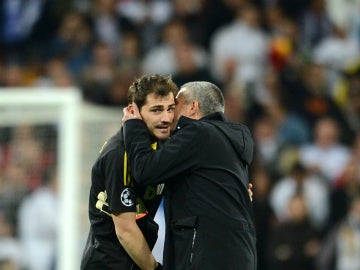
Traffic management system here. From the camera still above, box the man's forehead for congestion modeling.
[145,92,175,106]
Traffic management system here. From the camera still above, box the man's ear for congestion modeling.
[190,100,201,118]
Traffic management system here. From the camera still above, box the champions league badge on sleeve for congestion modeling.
[121,188,135,206]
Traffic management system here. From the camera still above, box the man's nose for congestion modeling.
[161,111,173,123]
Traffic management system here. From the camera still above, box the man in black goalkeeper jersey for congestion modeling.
[80,74,178,270]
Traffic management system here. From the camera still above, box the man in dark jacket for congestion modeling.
[123,81,257,270]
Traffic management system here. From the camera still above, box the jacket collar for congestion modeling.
[174,112,227,132]
[201,112,227,121]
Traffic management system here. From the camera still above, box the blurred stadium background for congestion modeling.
[0,0,360,270]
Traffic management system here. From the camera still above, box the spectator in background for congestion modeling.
[251,169,276,270]
[222,80,248,124]
[299,117,351,186]
[325,0,360,43]
[211,2,270,125]
[312,22,360,99]
[0,125,56,237]
[0,62,26,87]
[316,196,360,270]
[34,56,75,88]
[0,210,23,269]
[89,0,136,55]
[328,156,360,229]
[270,162,330,230]
[171,0,207,47]
[265,7,299,73]
[263,100,311,148]
[352,132,360,162]
[116,31,143,74]
[198,0,245,49]
[222,61,310,130]
[257,57,286,107]
[117,0,172,53]
[299,62,346,130]
[332,62,360,140]
[5,126,45,191]
[79,41,116,104]
[299,0,332,52]
[276,56,310,120]
[142,19,207,76]
[252,114,283,179]
[17,170,58,270]
[0,163,28,232]
[0,0,58,62]
[106,72,138,107]
[267,194,321,270]
[210,2,268,87]
[46,10,94,80]
[312,24,360,73]
[79,38,143,106]
[172,40,214,87]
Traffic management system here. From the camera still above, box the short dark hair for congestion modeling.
[128,74,178,109]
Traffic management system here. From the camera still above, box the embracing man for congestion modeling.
[123,81,257,270]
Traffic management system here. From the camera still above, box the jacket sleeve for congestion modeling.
[123,119,200,185]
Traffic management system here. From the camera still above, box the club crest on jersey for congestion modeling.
[121,188,135,206]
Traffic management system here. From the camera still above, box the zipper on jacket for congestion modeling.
[189,228,197,264]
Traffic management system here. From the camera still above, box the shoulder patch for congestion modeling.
[120,188,135,207]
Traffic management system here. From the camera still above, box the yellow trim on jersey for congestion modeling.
[122,142,159,216]
[151,142,157,150]
[99,141,108,154]
[123,151,128,186]
[123,152,132,187]
[123,142,156,186]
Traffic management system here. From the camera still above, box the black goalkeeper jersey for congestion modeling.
[81,128,163,269]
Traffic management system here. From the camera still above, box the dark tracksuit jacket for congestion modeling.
[124,112,257,270]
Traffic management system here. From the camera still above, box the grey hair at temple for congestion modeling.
[179,81,225,116]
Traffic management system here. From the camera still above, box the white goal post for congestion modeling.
[0,88,81,270]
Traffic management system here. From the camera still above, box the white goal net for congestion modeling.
[0,88,123,270]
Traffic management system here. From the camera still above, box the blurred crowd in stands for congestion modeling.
[0,0,360,269]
